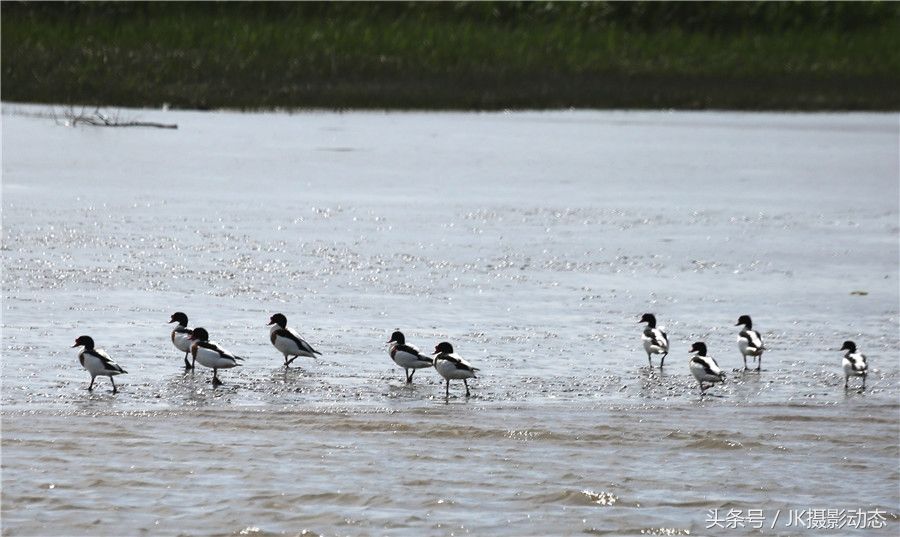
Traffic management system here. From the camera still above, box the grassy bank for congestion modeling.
[3,2,899,110]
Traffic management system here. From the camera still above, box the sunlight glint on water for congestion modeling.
[2,107,898,536]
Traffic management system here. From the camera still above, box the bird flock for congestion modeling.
[70,311,869,397]
[637,313,867,395]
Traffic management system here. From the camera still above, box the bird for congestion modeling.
[168,311,194,369]
[387,330,434,383]
[71,335,127,393]
[840,340,868,389]
[735,315,765,370]
[689,341,725,395]
[638,313,669,367]
[267,313,321,367]
[433,341,478,397]
[189,327,244,386]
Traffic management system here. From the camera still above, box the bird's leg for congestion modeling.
[110,376,117,394]
[743,355,748,370]
[445,379,450,398]
[660,352,667,368]
[284,354,289,367]
[464,379,470,397]
[405,368,411,383]
[212,369,222,387]
[87,377,95,391]
[862,375,866,389]
[184,351,192,370]
[844,376,849,389]
[756,355,761,371]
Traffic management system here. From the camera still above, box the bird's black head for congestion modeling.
[639,313,657,327]
[689,341,707,356]
[268,313,287,328]
[840,340,856,353]
[388,331,405,344]
[190,327,210,342]
[169,311,189,326]
[735,315,752,328]
[72,335,95,349]
[434,341,454,354]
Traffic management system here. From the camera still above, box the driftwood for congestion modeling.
[2,105,179,129]
[59,107,178,129]
[3,105,178,129]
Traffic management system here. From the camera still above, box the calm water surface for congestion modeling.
[2,107,898,536]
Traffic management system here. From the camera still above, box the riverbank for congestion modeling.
[3,2,898,110]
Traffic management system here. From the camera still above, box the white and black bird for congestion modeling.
[267,313,321,367]
[639,313,669,367]
[71,335,127,393]
[169,311,194,369]
[189,327,244,387]
[387,330,433,383]
[689,341,725,395]
[840,340,868,389]
[433,341,479,397]
[736,315,765,370]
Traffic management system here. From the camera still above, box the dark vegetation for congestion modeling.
[3,1,898,110]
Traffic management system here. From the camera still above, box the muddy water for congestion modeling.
[2,107,898,536]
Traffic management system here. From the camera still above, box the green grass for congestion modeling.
[3,2,899,110]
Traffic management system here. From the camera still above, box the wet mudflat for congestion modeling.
[2,107,897,535]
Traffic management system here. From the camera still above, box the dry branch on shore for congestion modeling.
[8,106,177,129]
[59,107,178,129]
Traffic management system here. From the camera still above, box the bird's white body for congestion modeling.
[270,325,318,359]
[434,353,477,381]
[192,341,242,370]
[690,354,725,386]
[172,327,192,353]
[642,327,669,357]
[738,330,764,358]
[843,352,868,381]
[78,348,126,378]
[735,316,765,370]
[389,342,433,370]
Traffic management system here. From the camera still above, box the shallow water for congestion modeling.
[2,106,898,536]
